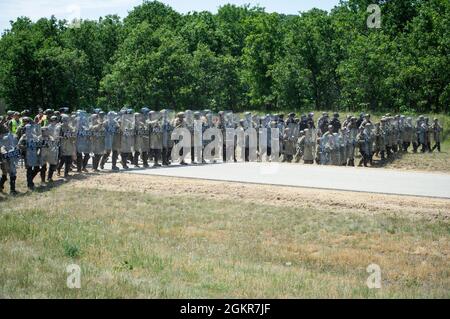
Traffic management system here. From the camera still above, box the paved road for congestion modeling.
[108,162,450,199]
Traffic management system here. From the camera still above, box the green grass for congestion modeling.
[0,186,448,298]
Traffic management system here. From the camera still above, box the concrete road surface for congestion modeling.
[108,162,450,199]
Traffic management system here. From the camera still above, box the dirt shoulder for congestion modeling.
[69,172,450,220]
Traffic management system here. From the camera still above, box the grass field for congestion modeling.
[0,171,449,298]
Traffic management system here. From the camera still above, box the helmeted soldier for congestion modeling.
[342,115,352,128]
[357,125,371,167]
[173,112,188,165]
[303,129,315,164]
[149,111,163,167]
[160,109,173,166]
[75,110,91,172]
[119,110,135,169]
[299,114,308,131]
[356,113,365,129]
[294,130,305,163]
[0,118,19,194]
[39,126,59,182]
[330,113,341,133]
[320,125,335,165]
[57,114,77,177]
[414,115,425,152]
[317,112,329,134]
[18,123,41,190]
[100,111,121,171]
[90,114,106,171]
[431,118,442,152]
[134,112,150,168]
[418,117,429,153]
[339,129,348,166]
[374,122,386,160]
[286,113,296,126]
[307,112,315,129]
[425,117,432,153]
[402,117,414,152]
[346,117,358,166]
[282,127,296,162]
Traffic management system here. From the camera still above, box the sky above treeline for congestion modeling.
[0,0,340,32]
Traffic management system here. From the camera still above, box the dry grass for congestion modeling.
[0,171,449,298]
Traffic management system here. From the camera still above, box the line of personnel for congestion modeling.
[0,108,443,195]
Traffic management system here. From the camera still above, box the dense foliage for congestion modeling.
[0,0,448,114]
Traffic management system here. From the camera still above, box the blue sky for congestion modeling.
[0,0,340,32]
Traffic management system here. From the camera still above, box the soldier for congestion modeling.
[431,118,442,152]
[173,112,188,165]
[317,112,329,134]
[100,112,121,171]
[134,112,150,168]
[402,117,414,152]
[119,110,135,169]
[294,130,305,163]
[286,113,296,126]
[342,115,352,128]
[425,117,432,153]
[223,112,236,162]
[418,117,428,153]
[320,125,335,165]
[282,127,296,162]
[75,111,91,173]
[18,123,41,190]
[39,127,59,182]
[307,112,315,129]
[338,129,348,166]
[331,132,341,165]
[315,134,322,165]
[356,113,365,129]
[330,113,341,133]
[374,122,385,160]
[193,111,206,163]
[149,111,163,167]
[357,125,370,167]
[57,115,77,177]
[299,114,308,131]
[186,110,197,163]
[359,114,373,130]
[8,112,21,135]
[0,117,19,194]
[90,114,106,171]
[414,115,425,153]
[161,109,173,166]
[346,117,358,166]
[15,116,32,140]
[303,129,315,164]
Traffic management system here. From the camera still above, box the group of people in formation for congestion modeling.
[0,107,444,195]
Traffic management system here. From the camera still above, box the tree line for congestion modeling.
[0,0,448,114]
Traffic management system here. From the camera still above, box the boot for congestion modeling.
[347,159,354,167]
[121,153,129,169]
[100,153,108,170]
[48,165,55,182]
[111,151,119,170]
[133,152,140,167]
[40,166,47,183]
[142,152,149,168]
[10,176,17,195]
[0,175,7,192]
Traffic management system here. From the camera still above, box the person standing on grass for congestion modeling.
[18,124,41,190]
[431,118,442,152]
